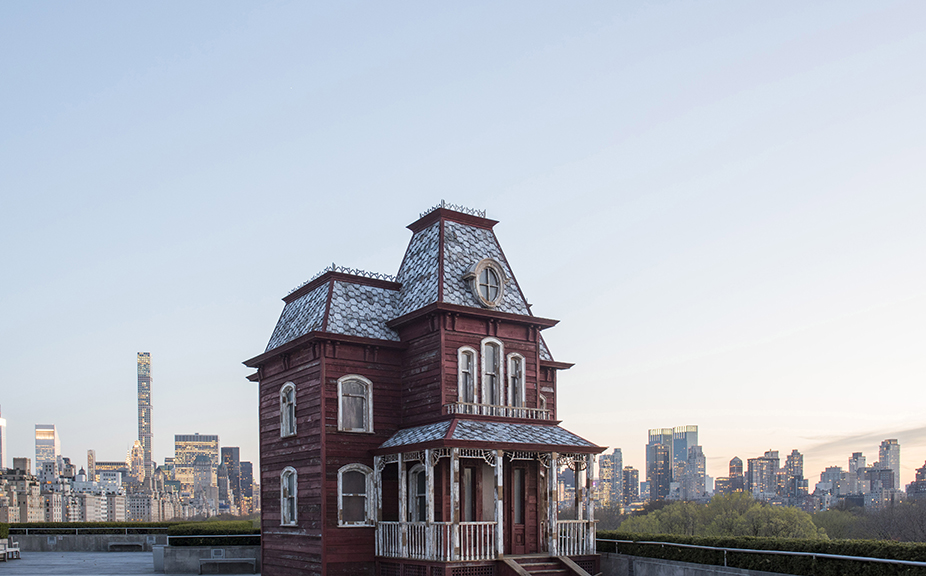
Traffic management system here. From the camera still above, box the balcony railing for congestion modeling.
[558,520,596,556]
[376,521,495,561]
[443,402,551,420]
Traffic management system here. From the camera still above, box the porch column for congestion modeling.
[425,449,434,558]
[373,455,383,556]
[585,454,595,554]
[495,449,504,558]
[548,452,558,555]
[576,458,584,522]
[398,453,407,558]
[450,448,460,561]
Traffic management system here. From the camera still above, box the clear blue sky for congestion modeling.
[2,1,925,485]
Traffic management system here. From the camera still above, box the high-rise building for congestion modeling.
[240,461,254,515]
[684,445,706,500]
[221,447,242,510]
[174,434,219,491]
[672,426,698,481]
[747,450,779,498]
[647,443,671,501]
[849,452,866,474]
[0,406,7,470]
[622,466,640,505]
[137,352,153,484]
[729,457,744,492]
[879,439,900,490]
[87,450,96,482]
[35,424,60,472]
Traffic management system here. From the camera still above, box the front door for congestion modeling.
[505,464,529,555]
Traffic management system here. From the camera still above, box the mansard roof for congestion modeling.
[376,418,602,454]
[262,205,556,357]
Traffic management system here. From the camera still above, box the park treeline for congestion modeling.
[595,492,926,543]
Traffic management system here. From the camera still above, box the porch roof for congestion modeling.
[376,418,603,454]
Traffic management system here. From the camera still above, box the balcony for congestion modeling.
[443,402,551,420]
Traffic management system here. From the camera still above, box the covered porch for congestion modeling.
[372,420,602,563]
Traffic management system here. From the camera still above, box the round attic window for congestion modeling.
[464,259,507,308]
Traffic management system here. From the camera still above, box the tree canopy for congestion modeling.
[618,493,826,539]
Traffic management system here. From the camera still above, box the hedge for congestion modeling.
[167,521,260,547]
[0,523,8,539]
[597,531,926,576]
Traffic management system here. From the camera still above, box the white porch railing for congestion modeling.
[459,521,495,561]
[375,521,496,561]
[444,402,551,420]
[557,520,597,556]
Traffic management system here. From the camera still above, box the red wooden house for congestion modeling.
[245,204,604,576]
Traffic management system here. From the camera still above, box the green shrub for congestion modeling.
[0,523,9,539]
[598,532,926,576]
[167,521,260,547]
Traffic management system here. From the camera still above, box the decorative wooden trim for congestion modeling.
[386,302,559,331]
[406,207,498,234]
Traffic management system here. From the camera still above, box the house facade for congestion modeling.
[245,204,604,576]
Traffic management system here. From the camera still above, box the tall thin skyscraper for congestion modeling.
[35,424,60,472]
[221,447,242,509]
[0,406,7,470]
[137,352,153,484]
[879,439,900,490]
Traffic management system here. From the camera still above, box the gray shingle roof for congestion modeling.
[395,220,440,317]
[264,211,556,358]
[327,281,400,341]
[378,419,597,450]
[441,221,530,315]
[266,282,329,352]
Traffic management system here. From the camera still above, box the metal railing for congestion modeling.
[598,538,926,569]
[444,402,551,420]
[11,527,170,535]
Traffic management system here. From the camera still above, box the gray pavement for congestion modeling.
[0,552,157,575]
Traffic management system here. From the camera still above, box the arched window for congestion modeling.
[481,338,504,406]
[280,382,296,437]
[338,375,373,433]
[408,464,427,522]
[507,354,525,409]
[338,464,373,526]
[281,467,297,525]
[457,347,477,404]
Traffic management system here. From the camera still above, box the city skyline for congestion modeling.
[2,2,926,485]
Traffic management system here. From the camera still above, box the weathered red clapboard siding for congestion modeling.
[398,325,443,426]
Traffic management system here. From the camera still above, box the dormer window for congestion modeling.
[464,259,507,308]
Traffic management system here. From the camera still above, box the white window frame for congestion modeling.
[280,382,296,437]
[337,375,374,433]
[507,353,525,408]
[480,337,504,406]
[408,463,427,522]
[281,466,297,526]
[457,346,478,404]
[337,463,374,527]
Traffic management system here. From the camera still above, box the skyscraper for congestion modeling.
[221,447,242,510]
[672,425,698,481]
[174,434,219,491]
[729,456,744,492]
[137,352,153,484]
[240,461,254,515]
[849,452,866,474]
[622,466,639,506]
[0,406,7,470]
[35,424,60,472]
[879,439,900,490]
[647,443,671,501]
